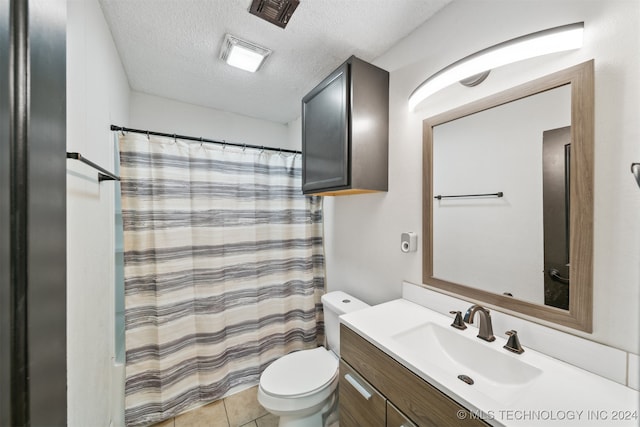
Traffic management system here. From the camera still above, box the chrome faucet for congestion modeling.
[463,305,496,342]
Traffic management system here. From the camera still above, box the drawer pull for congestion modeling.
[344,373,372,400]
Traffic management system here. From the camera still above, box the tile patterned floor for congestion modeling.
[152,385,279,427]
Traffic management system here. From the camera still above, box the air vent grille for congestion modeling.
[249,0,300,29]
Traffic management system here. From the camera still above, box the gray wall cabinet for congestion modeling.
[302,56,389,196]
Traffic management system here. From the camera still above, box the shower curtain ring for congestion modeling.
[173,134,177,143]
[200,137,204,147]
[243,144,246,152]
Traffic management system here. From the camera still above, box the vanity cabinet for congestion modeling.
[387,401,418,427]
[339,360,415,427]
[340,324,489,427]
[301,56,388,196]
[339,360,386,426]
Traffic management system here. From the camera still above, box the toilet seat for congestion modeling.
[260,347,338,398]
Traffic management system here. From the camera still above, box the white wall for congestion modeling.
[129,91,294,151]
[287,116,303,152]
[66,0,130,425]
[324,0,640,355]
[433,85,570,305]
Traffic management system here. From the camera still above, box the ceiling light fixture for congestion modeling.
[219,34,272,73]
[408,22,584,111]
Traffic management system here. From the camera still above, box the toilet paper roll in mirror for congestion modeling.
[401,232,417,253]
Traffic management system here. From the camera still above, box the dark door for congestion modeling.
[1,1,67,425]
[542,126,571,309]
[1,1,11,422]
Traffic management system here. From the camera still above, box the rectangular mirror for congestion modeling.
[423,61,594,332]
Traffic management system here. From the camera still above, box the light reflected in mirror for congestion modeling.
[423,61,594,332]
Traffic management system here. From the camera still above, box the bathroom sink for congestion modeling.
[391,322,542,405]
[340,298,640,426]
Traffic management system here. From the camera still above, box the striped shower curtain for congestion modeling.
[118,133,325,426]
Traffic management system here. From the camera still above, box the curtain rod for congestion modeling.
[110,125,302,155]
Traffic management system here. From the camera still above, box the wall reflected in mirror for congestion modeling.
[432,84,571,309]
[423,60,594,332]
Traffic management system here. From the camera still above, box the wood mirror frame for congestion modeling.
[423,60,594,332]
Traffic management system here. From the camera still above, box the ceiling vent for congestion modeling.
[249,0,300,29]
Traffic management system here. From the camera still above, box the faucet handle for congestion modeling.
[449,311,467,330]
[503,330,524,354]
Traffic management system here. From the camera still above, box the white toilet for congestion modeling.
[257,291,369,427]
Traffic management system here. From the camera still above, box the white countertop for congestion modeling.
[340,299,640,426]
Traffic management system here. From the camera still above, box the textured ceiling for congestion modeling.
[99,0,451,124]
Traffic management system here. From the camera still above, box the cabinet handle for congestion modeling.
[344,373,372,400]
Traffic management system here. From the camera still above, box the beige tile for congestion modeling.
[174,399,229,427]
[255,413,279,427]
[152,418,175,427]
[239,422,258,427]
[223,386,268,427]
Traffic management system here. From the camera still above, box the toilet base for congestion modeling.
[277,411,323,427]
[275,394,336,427]
[260,386,337,427]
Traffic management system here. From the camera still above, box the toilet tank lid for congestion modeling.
[321,291,370,315]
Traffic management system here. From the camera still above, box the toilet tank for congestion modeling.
[321,291,369,356]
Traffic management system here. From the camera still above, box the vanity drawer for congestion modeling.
[387,401,417,427]
[339,359,386,427]
[341,324,489,427]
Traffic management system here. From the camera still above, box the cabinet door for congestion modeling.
[341,325,489,427]
[339,360,385,427]
[387,401,417,427]
[301,63,349,193]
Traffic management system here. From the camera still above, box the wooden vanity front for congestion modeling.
[340,324,489,427]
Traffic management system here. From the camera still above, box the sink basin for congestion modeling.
[340,298,640,425]
[391,322,542,405]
